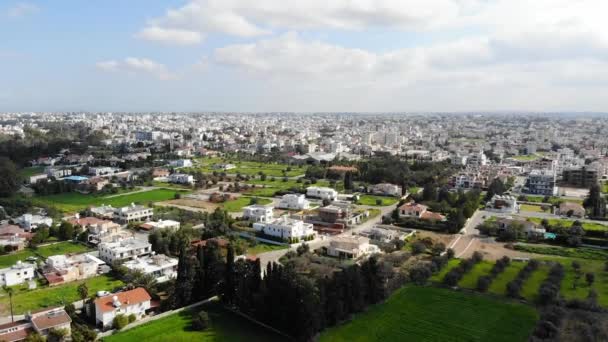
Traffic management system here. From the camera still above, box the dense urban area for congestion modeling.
[0,112,608,341]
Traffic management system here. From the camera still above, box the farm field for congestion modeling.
[514,244,608,260]
[33,189,188,212]
[244,178,342,197]
[18,166,45,178]
[0,242,91,268]
[319,286,538,342]
[0,274,123,315]
[523,217,608,232]
[103,301,284,342]
[356,195,398,207]
[522,196,583,205]
[519,204,545,212]
[190,157,306,177]
[488,261,527,295]
[222,197,272,212]
[520,264,550,301]
[429,259,460,282]
[457,261,493,289]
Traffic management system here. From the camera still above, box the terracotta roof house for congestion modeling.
[94,287,152,329]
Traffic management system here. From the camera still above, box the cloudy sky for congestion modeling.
[2,0,608,112]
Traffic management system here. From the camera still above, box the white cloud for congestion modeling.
[135,26,203,45]
[96,58,176,80]
[7,2,39,17]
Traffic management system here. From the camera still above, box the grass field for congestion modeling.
[246,243,287,255]
[244,178,341,197]
[549,258,608,307]
[524,217,608,232]
[520,264,550,301]
[320,286,538,342]
[356,195,398,207]
[457,261,493,289]
[519,204,546,212]
[18,166,45,179]
[103,301,284,342]
[0,242,91,268]
[511,155,540,161]
[190,158,305,178]
[33,189,188,212]
[488,261,527,295]
[0,274,123,315]
[514,244,608,260]
[222,197,272,212]
[429,259,460,282]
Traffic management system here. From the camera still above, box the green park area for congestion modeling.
[190,157,306,177]
[0,241,91,268]
[33,189,188,212]
[0,274,123,315]
[222,197,272,212]
[356,195,398,207]
[103,301,284,342]
[320,286,538,342]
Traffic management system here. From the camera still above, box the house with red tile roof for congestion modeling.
[94,287,151,329]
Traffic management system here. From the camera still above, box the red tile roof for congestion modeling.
[94,288,151,313]
[31,309,71,331]
[67,217,109,227]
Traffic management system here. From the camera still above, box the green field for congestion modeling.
[33,189,187,212]
[244,178,341,197]
[520,264,550,301]
[550,258,608,307]
[103,301,284,342]
[488,262,527,295]
[457,261,493,289]
[246,243,288,255]
[189,158,305,177]
[523,217,608,232]
[0,242,91,268]
[356,195,398,207]
[429,259,460,282]
[18,166,45,179]
[514,244,608,260]
[519,204,545,213]
[511,155,540,161]
[222,197,272,212]
[320,286,538,342]
[0,274,123,315]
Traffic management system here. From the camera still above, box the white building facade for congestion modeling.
[276,194,311,210]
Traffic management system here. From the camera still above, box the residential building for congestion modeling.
[13,214,53,232]
[253,216,315,241]
[398,202,446,221]
[242,205,274,223]
[139,220,181,232]
[524,169,557,196]
[562,166,599,188]
[326,236,380,259]
[276,194,311,210]
[28,174,47,184]
[114,204,153,223]
[0,261,36,286]
[122,254,178,283]
[88,205,116,220]
[467,151,487,166]
[169,159,193,168]
[358,225,415,243]
[369,183,402,197]
[42,254,106,286]
[67,216,125,244]
[98,238,152,263]
[306,186,338,201]
[168,173,194,184]
[0,307,72,341]
[0,225,32,251]
[496,218,546,237]
[45,167,71,179]
[88,177,110,191]
[94,288,152,329]
[486,195,519,214]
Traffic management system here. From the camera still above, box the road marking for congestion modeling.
[448,235,462,249]
[456,237,476,258]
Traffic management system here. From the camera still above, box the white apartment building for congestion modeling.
[326,236,380,259]
[524,169,557,196]
[123,254,178,283]
[253,216,315,241]
[114,204,153,223]
[276,194,311,210]
[43,254,106,285]
[370,183,402,197]
[486,195,519,214]
[98,238,152,263]
[14,214,53,232]
[243,205,274,222]
[169,159,192,168]
[94,288,151,329]
[28,173,48,184]
[467,151,487,166]
[168,173,194,184]
[306,186,338,201]
[140,219,181,232]
[0,261,36,286]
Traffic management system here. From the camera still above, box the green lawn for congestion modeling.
[18,166,45,179]
[222,197,272,212]
[103,301,284,342]
[429,259,460,282]
[246,243,288,255]
[524,217,608,232]
[356,195,398,207]
[33,189,188,212]
[320,286,538,342]
[514,244,608,260]
[0,242,91,268]
[244,178,341,197]
[0,274,123,315]
[488,262,527,295]
[519,204,545,213]
[520,264,550,301]
[189,158,305,178]
[457,261,494,289]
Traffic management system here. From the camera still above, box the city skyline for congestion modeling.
[2,0,608,112]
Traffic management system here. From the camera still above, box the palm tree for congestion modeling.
[2,286,14,322]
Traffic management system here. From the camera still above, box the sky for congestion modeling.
[2,0,608,113]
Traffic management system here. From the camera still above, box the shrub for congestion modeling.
[113,314,129,330]
[128,314,137,323]
[192,310,210,331]
[411,241,426,255]
[477,275,492,292]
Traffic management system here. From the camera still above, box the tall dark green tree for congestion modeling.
[172,246,196,308]
[584,184,606,217]
[0,157,20,197]
[344,171,354,190]
[223,244,236,305]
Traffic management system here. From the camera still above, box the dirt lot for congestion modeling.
[458,238,536,261]
[158,198,220,212]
